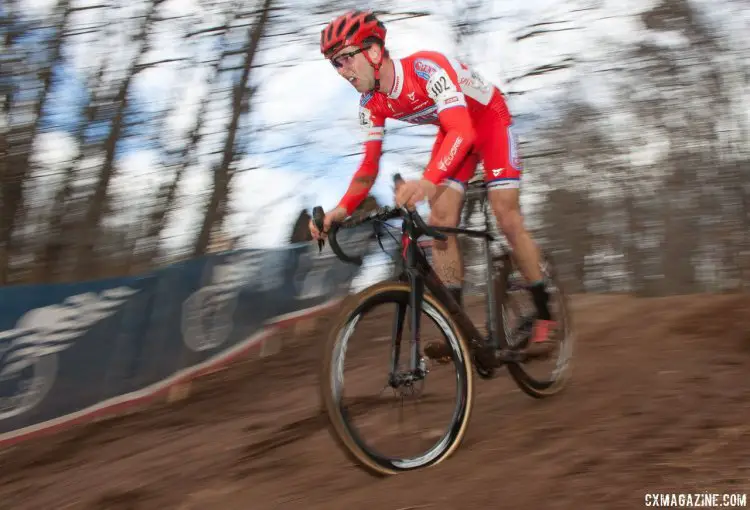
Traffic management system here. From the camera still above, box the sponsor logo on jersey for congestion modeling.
[459,77,473,88]
[414,58,439,80]
[459,70,491,93]
[507,125,523,170]
[396,105,439,124]
[391,75,402,96]
[438,136,464,172]
[360,92,374,106]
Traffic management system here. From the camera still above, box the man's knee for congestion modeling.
[496,210,524,243]
[428,186,464,227]
[490,189,525,242]
[428,187,463,252]
[429,205,461,229]
[429,187,464,252]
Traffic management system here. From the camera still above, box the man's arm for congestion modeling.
[417,58,477,186]
[337,105,385,216]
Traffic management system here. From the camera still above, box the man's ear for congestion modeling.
[367,43,383,63]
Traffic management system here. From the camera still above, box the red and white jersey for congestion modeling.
[338,50,516,215]
[358,51,508,131]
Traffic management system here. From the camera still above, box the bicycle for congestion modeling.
[312,173,574,476]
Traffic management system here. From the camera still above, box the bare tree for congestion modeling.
[0,0,72,283]
[142,4,244,265]
[192,0,274,257]
[72,0,164,279]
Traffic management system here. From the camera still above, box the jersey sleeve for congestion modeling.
[337,98,386,216]
[412,54,477,185]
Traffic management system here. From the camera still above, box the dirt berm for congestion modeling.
[0,293,748,509]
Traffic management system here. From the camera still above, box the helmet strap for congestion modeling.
[362,49,383,93]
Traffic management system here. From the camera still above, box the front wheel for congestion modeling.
[319,280,475,476]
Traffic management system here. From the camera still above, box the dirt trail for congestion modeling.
[1,293,749,510]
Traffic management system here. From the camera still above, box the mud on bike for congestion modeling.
[312,173,574,477]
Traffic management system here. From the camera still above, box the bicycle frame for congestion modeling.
[313,179,526,379]
[391,207,507,377]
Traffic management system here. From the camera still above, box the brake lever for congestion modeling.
[312,206,325,253]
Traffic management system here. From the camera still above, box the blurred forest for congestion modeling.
[1,0,748,296]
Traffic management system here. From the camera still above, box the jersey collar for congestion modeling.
[387,58,404,99]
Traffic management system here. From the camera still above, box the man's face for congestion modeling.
[331,45,379,93]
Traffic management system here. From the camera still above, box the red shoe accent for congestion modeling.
[531,319,555,343]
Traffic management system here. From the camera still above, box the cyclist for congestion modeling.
[309,10,555,358]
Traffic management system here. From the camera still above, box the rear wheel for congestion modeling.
[319,280,475,476]
[500,250,574,398]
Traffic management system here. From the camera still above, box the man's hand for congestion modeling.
[309,206,347,241]
[395,178,438,209]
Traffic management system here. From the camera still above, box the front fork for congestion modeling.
[388,232,427,388]
[407,266,424,371]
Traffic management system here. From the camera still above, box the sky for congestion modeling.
[17,0,750,283]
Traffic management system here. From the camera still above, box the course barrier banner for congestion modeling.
[0,226,372,443]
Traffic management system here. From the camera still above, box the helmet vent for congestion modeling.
[346,20,361,40]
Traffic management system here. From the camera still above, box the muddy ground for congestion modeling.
[1,293,749,510]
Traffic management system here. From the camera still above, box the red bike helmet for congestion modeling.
[320,11,387,91]
[320,10,386,59]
